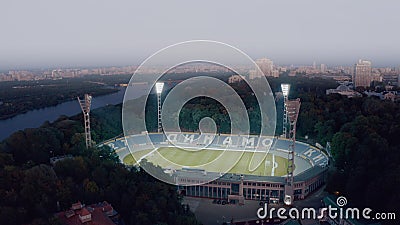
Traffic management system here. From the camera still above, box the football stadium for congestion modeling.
[101,132,329,204]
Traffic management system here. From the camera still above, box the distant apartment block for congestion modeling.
[249,58,279,79]
[353,59,378,88]
[320,64,327,73]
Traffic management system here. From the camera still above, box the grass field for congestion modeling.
[122,148,152,165]
[123,147,288,177]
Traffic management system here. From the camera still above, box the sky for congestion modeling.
[0,0,399,70]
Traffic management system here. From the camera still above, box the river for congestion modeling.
[0,83,149,141]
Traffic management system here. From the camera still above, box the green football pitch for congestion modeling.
[123,147,288,177]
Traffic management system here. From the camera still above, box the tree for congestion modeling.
[20,165,58,216]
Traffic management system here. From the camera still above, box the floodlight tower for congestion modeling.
[78,94,93,148]
[281,84,290,138]
[155,82,164,133]
[284,98,301,206]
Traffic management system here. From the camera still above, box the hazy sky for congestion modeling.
[1,0,399,69]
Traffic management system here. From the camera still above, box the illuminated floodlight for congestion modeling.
[156,82,164,94]
[281,84,290,97]
[156,82,164,133]
[281,83,291,138]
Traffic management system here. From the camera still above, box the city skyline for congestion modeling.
[1,58,399,73]
[1,0,400,70]
[3,58,400,84]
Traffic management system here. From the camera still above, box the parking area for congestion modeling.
[183,197,268,225]
[182,187,328,225]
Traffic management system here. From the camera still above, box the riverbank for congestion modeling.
[0,87,125,141]
[0,76,132,120]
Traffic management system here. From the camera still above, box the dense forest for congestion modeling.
[0,105,199,225]
[277,77,400,215]
[1,74,399,224]
[100,75,400,217]
[146,75,400,218]
[144,75,339,135]
[276,78,398,217]
[307,95,400,213]
[101,74,400,217]
[0,74,131,120]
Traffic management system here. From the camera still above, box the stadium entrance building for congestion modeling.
[176,166,327,204]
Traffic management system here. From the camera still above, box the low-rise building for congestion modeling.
[228,75,245,83]
[326,85,361,98]
[55,201,119,225]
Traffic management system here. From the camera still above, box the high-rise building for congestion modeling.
[320,64,327,73]
[354,59,372,87]
[255,58,273,76]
